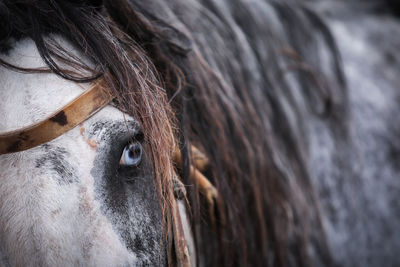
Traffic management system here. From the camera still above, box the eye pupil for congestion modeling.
[120,142,142,166]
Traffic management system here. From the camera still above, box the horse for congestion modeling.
[0,0,399,266]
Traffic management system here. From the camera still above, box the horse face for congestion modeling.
[0,39,165,266]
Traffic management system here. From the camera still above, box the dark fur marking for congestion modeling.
[133,235,145,253]
[90,120,165,266]
[35,144,79,185]
[50,111,68,126]
[387,123,400,171]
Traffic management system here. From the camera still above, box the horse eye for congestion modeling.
[120,142,142,166]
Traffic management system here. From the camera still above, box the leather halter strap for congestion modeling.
[0,81,114,155]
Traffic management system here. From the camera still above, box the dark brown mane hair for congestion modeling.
[0,0,348,266]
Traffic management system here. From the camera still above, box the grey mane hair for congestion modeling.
[130,0,346,265]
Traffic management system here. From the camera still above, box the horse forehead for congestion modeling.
[0,38,95,132]
[0,37,135,167]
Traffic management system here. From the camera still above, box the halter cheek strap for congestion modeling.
[0,81,113,155]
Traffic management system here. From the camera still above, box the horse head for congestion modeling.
[0,37,175,266]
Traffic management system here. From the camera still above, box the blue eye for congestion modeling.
[120,142,142,166]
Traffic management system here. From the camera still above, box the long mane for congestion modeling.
[0,0,347,266]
